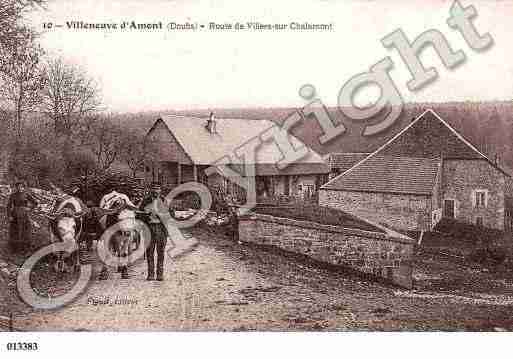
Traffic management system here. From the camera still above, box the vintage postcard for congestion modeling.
[0,0,512,356]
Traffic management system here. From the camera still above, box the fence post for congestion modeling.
[9,312,13,332]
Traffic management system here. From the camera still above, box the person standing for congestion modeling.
[139,183,169,281]
[83,200,102,252]
[228,205,240,243]
[7,181,38,252]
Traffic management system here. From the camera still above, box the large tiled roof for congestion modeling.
[156,115,329,175]
[322,155,440,195]
[326,153,370,172]
[322,109,510,194]
[376,109,510,176]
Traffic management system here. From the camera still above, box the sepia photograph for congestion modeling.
[1,0,513,356]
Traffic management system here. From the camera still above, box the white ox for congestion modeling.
[99,191,138,229]
[49,196,87,273]
[98,191,140,274]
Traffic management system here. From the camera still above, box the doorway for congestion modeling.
[443,199,455,218]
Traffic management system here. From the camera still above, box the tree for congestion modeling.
[0,29,45,138]
[0,1,45,48]
[0,1,45,138]
[119,129,157,177]
[80,115,122,171]
[40,58,102,136]
[8,135,64,187]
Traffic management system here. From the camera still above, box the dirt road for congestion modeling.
[8,227,513,331]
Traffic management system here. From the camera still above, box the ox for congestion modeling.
[48,196,87,273]
[98,191,141,279]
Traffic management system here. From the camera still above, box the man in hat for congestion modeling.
[7,181,38,252]
[139,182,169,281]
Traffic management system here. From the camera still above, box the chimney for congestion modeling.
[205,112,217,134]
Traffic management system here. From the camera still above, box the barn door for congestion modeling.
[443,199,455,219]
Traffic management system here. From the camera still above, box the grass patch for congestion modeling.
[252,203,383,233]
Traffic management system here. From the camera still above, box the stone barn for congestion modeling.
[145,114,330,201]
[319,109,513,232]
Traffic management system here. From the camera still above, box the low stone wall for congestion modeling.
[239,213,416,288]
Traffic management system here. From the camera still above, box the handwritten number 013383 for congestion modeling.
[6,342,39,351]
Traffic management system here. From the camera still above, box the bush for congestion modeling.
[433,218,504,245]
[8,142,66,187]
[468,246,508,266]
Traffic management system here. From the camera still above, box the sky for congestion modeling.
[28,0,513,112]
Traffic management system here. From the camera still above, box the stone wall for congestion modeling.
[319,190,432,231]
[239,213,415,288]
[442,159,506,230]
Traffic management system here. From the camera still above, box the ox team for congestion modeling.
[7,181,170,282]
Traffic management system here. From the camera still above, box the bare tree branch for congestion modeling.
[80,114,123,171]
[0,29,45,137]
[0,1,46,48]
[119,128,157,177]
[40,58,102,136]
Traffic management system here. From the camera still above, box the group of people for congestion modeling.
[6,181,171,282]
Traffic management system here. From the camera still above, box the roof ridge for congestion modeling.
[320,108,511,190]
[161,113,206,121]
[328,152,372,156]
[157,115,328,169]
[425,109,488,161]
[162,113,273,122]
[320,109,432,189]
[427,109,510,177]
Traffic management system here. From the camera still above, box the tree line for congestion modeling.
[1,1,512,188]
[0,1,155,188]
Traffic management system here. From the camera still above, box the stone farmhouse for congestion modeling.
[319,109,513,232]
[145,114,330,201]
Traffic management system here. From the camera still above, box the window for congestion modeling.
[410,199,425,211]
[475,190,487,208]
[297,182,315,199]
[476,217,483,227]
[304,184,315,198]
